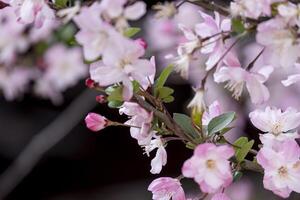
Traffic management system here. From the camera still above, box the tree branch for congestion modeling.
[0,89,98,199]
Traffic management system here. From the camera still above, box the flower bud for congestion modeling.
[135,38,148,49]
[85,78,95,88]
[96,95,107,103]
[85,112,108,132]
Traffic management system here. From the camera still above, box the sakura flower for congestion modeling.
[29,18,59,43]
[277,2,300,26]
[230,0,280,19]
[0,7,28,65]
[214,53,273,104]
[6,0,55,28]
[257,140,300,198]
[0,67,34,100]
[211,193,230,200]
[256,17,300,68]
[202,101,222,126]
[144,137,167,174]
[85,113,108,132]
[148,177,186,200]
[170,24,201,78]
[90,37,155,101]
[100,0,146,30]
[249,106,300,148]
[42,44,87,91]
[73,2,119,61]
[119,102,154,146]
[182,143,234,193]
[195,11,231,70]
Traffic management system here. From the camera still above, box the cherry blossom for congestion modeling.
[148,177,186,200]
[249,107,300,147]
[99,0,146,30]
[90,36,155,101]
[119,102,154,146]
[257,140,300,198]
[214,53,273,104]
[195,11,231,70]
[188,89,206,113]
[73,2,119,61]
[0,7,28,65]
[5,0,55,28]
[144,137,167,174]
[182,143,234,193]
[256,17,300,68]
[42,44,87,91]
[230,0,281,19]
[85,113,108,132]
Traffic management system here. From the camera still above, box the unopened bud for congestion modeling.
[85,78,95,88]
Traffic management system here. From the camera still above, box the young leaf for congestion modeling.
[105,86,123,102]
[173,113,200,140]
[233,137,255,163]
[162,96,174,103]
[55,0,68,8]
[124,27,141,38]
[157,86,174,99]
[154,65,174,96]
[108,100,123,108]
[231,18,245,34]
[207,112,235,136]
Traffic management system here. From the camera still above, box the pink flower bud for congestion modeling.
[96,95,107,103]
[135,38,148,49]
[85,78,95,88]
[85,112,107,132]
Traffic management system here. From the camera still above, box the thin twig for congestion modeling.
[0,89,98,199]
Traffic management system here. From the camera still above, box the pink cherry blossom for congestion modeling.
[119,102,154,146]
[202,100,222,126]
[257,140,300,198]
[0,7,28,65]
[182,143,234,193]
[250,106,300,149]
[256,17,300,68]
[73,2,119,61]
[214,52,273,104]
[42,44,88,91]
[148,177,186,200]
[230,0,281,19]
[0,67,34,100]
[144,137,167,174]
[99,0,146,30]
[90,37,155,101]
[6,0,55,28]
[277,2,300,27]
[211,193,230,200]
[195,11,231,70]
[85,113,108,132]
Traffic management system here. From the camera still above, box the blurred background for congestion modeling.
[1,0,300,199]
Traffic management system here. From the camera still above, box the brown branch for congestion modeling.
[241,159,264,173]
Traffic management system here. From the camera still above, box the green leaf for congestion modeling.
[207,112,235,136]
[233,137,255,163]
[55,0,68,8]
[154,65,174,96]
[124,27,141,38]
[162,96,174,103]
[157,87,174,99]
[56,24,76,43]
[232,18,245,34]
[108,100,123,108]
[132,80,141,93]
[106,86,123,102]
[173,113,200,140]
